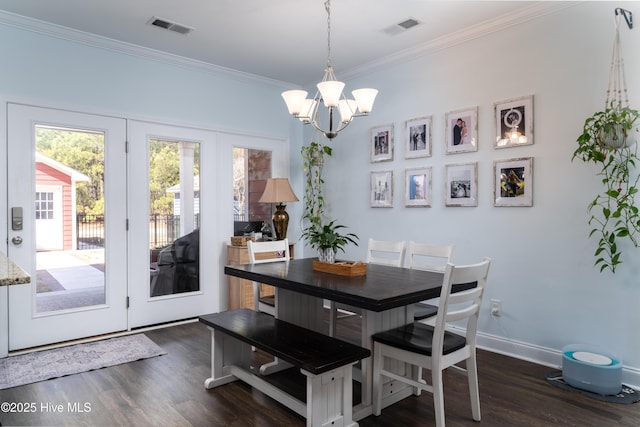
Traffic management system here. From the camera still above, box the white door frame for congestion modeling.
[128,121,290,327]
[7,103,128,350]
[128,120,219,327]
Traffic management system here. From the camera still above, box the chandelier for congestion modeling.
[281,0,378,140]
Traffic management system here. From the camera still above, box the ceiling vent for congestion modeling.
[382,17,421,36]
[147,16,194,35]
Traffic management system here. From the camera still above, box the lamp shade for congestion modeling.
[298,99,317,123]
[258,178,299,204]
[281,90,308,115]
[352,88,378,114]
[338,99,357,123]
[317,80,345,108]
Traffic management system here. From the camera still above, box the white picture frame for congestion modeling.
[371,124,394,163]
[405,116,432,159]
[405,167,432,207]
[494,95,534,148]
[445,107,478,154]
[370,170,393,208]
[494,157,533,206]
[445,162,478,207]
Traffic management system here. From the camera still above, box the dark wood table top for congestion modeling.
[225,258,475,312]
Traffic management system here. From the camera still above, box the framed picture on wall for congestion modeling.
[370,170,393,208]
[445,162,477,207]
[494,95,534,148]
[371,124,394,163]
[405,116,432,159]
[445,106,478,154]
[494,157,533,206]
[405,167,432,207]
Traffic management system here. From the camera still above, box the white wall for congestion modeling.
[0,17,304,318]
[1,2,639,386]
[294,2,640,385]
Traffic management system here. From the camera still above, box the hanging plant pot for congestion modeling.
[571,10,640,273]
[310,150,325,166]
[599,122,638,148]
[317,248,336,264]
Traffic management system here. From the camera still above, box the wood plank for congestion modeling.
[1,312,638,426]
[199,309,370,375]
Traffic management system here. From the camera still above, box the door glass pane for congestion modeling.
[232,147,272,237]
[149,139,200,297]
[34,126,105,313]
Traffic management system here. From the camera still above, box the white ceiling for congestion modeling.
[0,0,571,86]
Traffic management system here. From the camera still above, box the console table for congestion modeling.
[226,242,295,310]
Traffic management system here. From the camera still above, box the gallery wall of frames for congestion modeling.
[368,95,534,209]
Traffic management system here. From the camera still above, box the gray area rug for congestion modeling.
[0,334,166,389]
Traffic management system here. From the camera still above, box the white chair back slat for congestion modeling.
[366,238,406,267]
[433,258,491,352]
[247,239,290,264]
[407,241,454,272]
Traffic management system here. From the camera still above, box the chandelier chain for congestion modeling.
[325,0,332,69]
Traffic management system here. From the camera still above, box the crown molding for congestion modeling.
[339,1,578,82]
[0,3,577,89]
[0,10,293,89]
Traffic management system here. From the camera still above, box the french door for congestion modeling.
[127,121,217,328]
[7,104,128,350]
[6,104,281,348]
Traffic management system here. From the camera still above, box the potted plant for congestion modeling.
[301,220,359,264]
[572,102,640,273]
[577,103,640,150]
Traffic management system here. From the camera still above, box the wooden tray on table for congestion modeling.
[312,260,367,276]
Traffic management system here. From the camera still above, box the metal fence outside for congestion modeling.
[77,213,199,250]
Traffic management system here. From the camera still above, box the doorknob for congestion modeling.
[11,236,23,245]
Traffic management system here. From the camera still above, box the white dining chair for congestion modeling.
[407,241,455,322]
[328,238,406,337]
[372,258,491,426]
[247,238,290,316]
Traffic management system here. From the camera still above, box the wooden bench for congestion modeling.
[199,308,370,427]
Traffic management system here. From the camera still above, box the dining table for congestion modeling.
[224,257,474,421]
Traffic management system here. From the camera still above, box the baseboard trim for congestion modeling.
[469,328,640,390]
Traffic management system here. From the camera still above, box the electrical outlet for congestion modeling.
[490,299,501,316]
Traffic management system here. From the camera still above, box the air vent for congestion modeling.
[398,18,419,30]
[382,17,421,36]
[147,16,194,35]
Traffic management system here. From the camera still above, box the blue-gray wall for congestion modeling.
[1,2,639,385]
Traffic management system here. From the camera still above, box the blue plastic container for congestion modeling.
[562,344,622,395]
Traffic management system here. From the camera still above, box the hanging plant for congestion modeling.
[301,141,332,228]
[572,11,640,273]
[573,105,640,273]
[300,141,359,263]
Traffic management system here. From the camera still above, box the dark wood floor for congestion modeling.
[1,313,639,427]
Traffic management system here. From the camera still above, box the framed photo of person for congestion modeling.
[370,124,394,163]
[494,95,534,148]
[494,157,533,206]
[445,107,478,154]
[405,167,432,207]
[445,162,477,207]
[405,116,432,159]
[370,170,393,208]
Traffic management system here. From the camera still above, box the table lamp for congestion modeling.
[258,178,299,240]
